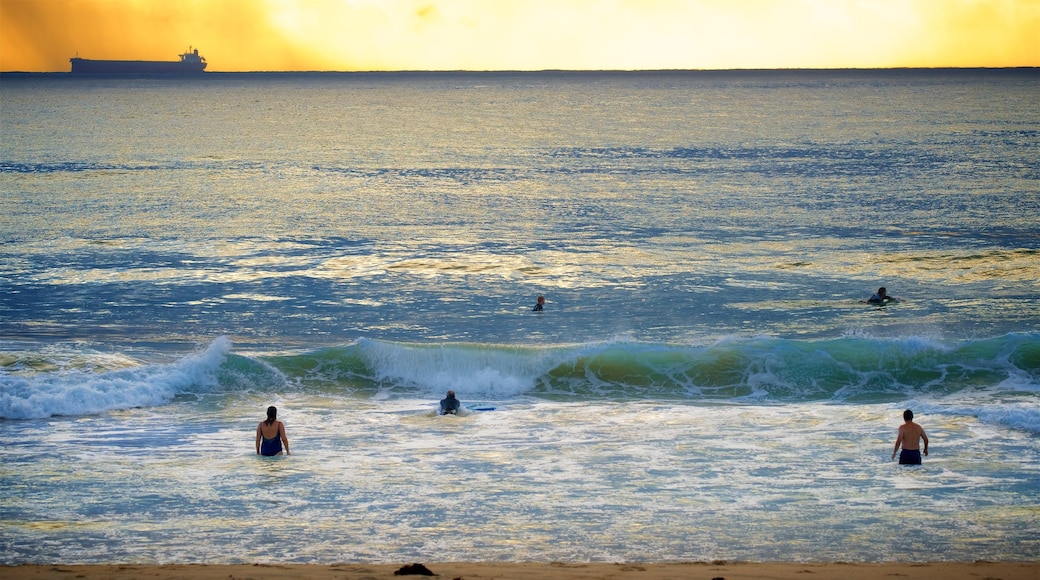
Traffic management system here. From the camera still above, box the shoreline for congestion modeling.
[4,562,1038,580]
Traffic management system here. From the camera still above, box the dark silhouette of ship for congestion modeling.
[70,48,207,74]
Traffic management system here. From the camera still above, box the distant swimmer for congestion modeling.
[256,405,290,456]
[866,287,900,304]
[892,409,928,464]
[440,390,462,415]
[532,295,545,311]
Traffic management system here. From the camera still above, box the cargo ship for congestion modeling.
[70,47,207,74]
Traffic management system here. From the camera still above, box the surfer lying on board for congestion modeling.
[892,409,928,464]
[256,406,290,456]
[440,390,462,415]
[865,287,900,304]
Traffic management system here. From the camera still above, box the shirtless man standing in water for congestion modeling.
[892,409,929,464]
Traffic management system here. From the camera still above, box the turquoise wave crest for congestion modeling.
[2,334,1038,427]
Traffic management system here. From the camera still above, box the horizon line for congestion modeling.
[3,65,1039,75]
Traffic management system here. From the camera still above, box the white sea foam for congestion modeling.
[357,338,571,396]
[7,398,1038,564]
[0,337,231,419]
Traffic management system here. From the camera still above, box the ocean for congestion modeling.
[1,69,1038,565]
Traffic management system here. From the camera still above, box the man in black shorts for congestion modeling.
[892,409,929,464]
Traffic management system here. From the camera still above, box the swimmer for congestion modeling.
[440,390,461,415]
[892,409,928,464]
[866,287,900,304]
[256,405,290,456]
[532,295,545,311]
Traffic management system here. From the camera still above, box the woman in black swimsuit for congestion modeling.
[256,406,290,456]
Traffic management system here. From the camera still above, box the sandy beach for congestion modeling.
[4,561,1038,580]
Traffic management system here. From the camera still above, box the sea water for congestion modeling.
[1,69,1038,564]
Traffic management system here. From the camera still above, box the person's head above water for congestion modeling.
[877,287,888,297]
[446,390,456,399]
[904,409,913,421]
[266,406,277,424]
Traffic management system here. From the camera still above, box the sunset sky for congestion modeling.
[1,0,1038,72]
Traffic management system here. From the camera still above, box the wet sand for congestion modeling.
[5,561,1038,580]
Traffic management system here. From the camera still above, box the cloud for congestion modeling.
[2,0,1037,72]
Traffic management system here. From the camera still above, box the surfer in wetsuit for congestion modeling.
[866,287,899,304]
[533,295,545,311]
[892,409,928,464]
[256,405,290,456]
[440,390,461,415]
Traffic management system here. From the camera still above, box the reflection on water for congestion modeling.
[1,71,1037,564]
[3,397,1037,564]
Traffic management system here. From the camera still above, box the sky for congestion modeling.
[1,0,1038,72]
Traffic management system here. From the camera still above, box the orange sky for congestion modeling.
[1,0,1038,72]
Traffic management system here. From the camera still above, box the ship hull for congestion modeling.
[70,58,207,75]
